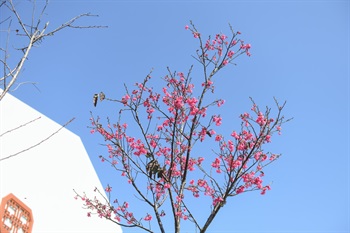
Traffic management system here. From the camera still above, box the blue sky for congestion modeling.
[1,0,349,232]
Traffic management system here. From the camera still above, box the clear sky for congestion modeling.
[1,0,349,232]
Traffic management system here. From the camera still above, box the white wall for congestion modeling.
[0,92,122,233]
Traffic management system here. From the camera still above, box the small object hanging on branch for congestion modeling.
[146,152,153,158]
[157,165,168,182]
[93,94,98,107]
[146,159,160,178]
[99,91,105,101]
[146,160,169,182]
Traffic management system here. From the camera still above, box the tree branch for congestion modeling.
[0,116,41,137]
[0,117,75,162]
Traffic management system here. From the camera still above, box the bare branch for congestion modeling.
[0,33,36,100]
[0,116,41,137]
[43,13,107,38]
[0,16,10,25]
[7,0,31,37]
[11,81,41,92]
[0,117,75,162]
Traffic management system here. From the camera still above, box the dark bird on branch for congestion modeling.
[93,94,98,107]
[146,159,160,178]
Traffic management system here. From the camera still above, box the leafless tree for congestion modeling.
[0,0,105,161]
[0,0,106,100]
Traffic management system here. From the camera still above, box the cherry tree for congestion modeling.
[76,22,291,233]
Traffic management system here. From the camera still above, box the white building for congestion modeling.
[0,91,122,233]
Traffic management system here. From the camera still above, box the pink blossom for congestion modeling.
[174,96,184,109]
[231,131,240,140]
[237,141,247,151]
[176,195,183,202]
[213,115,222,126]
[197,157,204,165]
[256,112,266,126]
[186,97,198,107]
[199,127,207,142]
[217,99,225,107]
[193,32,200,38]
[253,176,263,189]
[261,185,271,195]
[215,135,222,141]
[211,158,220,169]
[175,211,182,217]
[121,94,130,105]
[277,125,282,135]
[269,154,278,161]
[150,139,157,148]
[123,202,129,208]
[265,135,271,143]
[228,140,234,152]
[144,214,152,221]
[227,50,235,58]
[199,107,207,117]
[185,25,189,30]
[236,186,245,194]
[205,40,214,50]
[197,179,207,187]
[209,129,216,136]
[213,196,224,206]
[254,151,262,160]
[217,46,223,56]
[229,159,241,170]
[220,34,227,40]
[202,80,213,87]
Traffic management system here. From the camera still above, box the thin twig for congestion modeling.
[11,81,41,92]
[0,117,75,162]
[0,116,41,137]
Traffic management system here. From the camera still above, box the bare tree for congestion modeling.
[0,0,106,101]
[0,0,105,161]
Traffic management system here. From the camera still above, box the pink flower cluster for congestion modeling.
[185,23,251,68]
